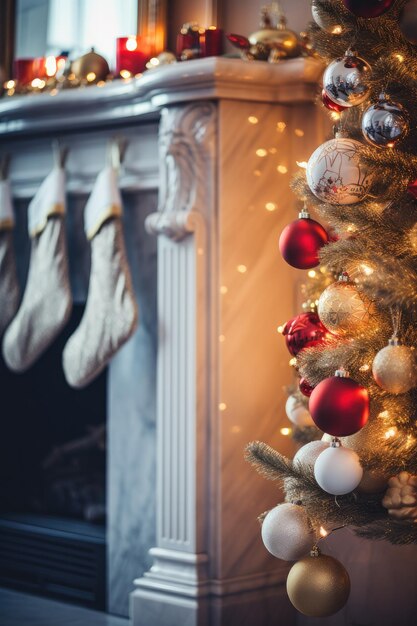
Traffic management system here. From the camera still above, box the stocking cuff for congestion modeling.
[0,180,14,231]
[28,166,66,237]
[84,166,122,240]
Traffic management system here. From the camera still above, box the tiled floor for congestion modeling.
[0,588,129,626]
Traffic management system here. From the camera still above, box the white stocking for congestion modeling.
[62,166,138,388]
[3,165,72,371]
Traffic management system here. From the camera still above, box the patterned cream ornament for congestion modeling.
[318,273,373,335]
[382,472,417,521]
[306,136,373,205]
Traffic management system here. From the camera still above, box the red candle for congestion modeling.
[32,57,47,79]
[13,58,35,84]
[201,27,224,57]
[116,36,151,76]
[176,28,200,57]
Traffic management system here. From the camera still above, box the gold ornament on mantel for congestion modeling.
[71,48,110,83]
[382,471,417,522]
[227,2,307,62]
[249,5,300,59]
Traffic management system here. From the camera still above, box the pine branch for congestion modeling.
[245,441,298,482]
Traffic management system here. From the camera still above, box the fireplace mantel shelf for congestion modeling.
[0,56,323,138]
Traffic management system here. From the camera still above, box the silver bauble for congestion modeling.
[323,51,371,108]
[261,503,314,561]
[400,1,417,45]
[312,1,343,34]
[372,338,417,394]
[307,137,373,205]
[362,95,409,148]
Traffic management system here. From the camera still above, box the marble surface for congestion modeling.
[0,587,128,626]
[215,99,328,583]
[108,190,158,617]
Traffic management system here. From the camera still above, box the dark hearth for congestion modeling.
[0,304,107,609]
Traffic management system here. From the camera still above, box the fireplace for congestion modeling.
[0,177,158,615]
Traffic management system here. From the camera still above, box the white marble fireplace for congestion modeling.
[0,56,326,625]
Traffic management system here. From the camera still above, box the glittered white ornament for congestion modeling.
[285,395,314,427]
[372,338,417,394]
[306,137,373,205]
[318,274,373,335]
[293,440,329,468]
[312,1,343,34]
[314,444,363,495]
[261,503,314,561]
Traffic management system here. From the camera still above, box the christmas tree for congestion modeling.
[247,0,417,618]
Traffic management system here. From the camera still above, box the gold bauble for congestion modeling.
[318,279,373,336]
[71,48,110,82]
[157,51,177,66]
[372,340,417,395]
[249,16,300,59]
[287,552,350,617]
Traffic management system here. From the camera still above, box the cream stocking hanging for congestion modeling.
[62,152,138,388]
[3,148,72,371]
[0,156,20,335]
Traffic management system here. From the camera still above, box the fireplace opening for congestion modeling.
[0,304,107,610]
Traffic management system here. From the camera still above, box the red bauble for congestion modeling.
[279,214,329,270]
[309,370,369,437]
[283,312,329,357]
[299,377,315,397]
[321,89,348,113]
[342,0,394,18]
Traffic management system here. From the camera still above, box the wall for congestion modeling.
[168,0,312,52]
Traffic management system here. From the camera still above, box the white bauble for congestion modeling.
[314,446,363,495]
[293,441,329,468]
[285,395,314,427]
[261,503,314,561]
[306,138,373,205]
[372,341,417,395]
[321,433,333,443]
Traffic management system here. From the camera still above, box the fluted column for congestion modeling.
[131,102,216,626]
